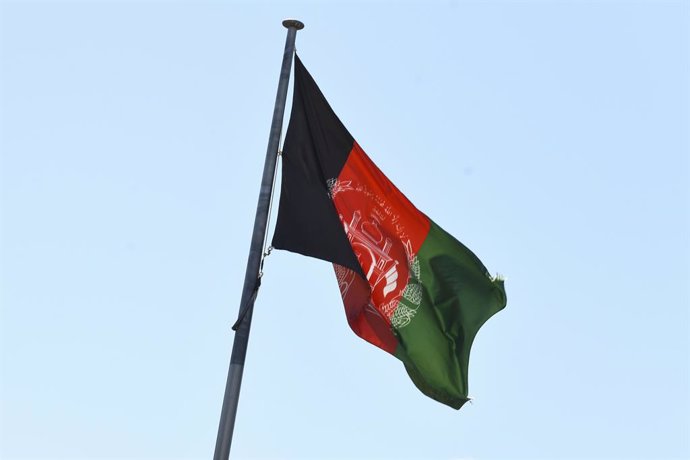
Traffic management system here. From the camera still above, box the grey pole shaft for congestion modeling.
[213,19,303,460]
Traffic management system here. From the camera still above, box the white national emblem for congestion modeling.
[327,178,353,198]
[334,263,354,299]
[337,187,423,329]
[393,256,422,328]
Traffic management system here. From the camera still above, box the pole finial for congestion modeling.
[282,19,304,30]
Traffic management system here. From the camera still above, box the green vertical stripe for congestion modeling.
[393,221,507,409]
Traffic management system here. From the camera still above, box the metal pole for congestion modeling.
[213,18,304,460]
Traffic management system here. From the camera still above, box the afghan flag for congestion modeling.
[273,55,507,409]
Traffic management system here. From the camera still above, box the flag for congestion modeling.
[272,55,507,409]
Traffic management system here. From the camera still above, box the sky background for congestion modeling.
[1,1,688,459]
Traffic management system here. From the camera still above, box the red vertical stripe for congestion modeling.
[330,142,431,352]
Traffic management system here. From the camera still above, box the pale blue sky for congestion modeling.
[1,1,688,459]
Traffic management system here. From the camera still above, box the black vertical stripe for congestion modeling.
[272,55,363,275]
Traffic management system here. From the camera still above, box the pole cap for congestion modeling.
[282,19,305,30]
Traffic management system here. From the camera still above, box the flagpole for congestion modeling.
[213,18,303,460]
